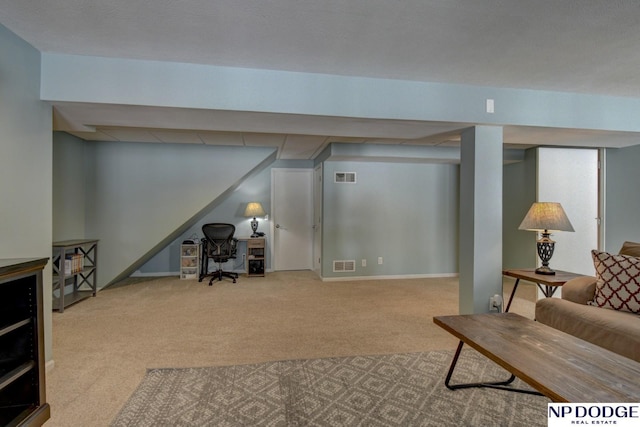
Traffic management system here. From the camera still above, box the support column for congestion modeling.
[459,126,503,314]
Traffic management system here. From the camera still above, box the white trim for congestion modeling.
[313,163,323,276]
[46,359,55,373]
[131,269,275,278]
[130,271,179,277]
[598,147,606,251]
[321,273,459,282]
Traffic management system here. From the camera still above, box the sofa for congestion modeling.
[535,241,640,363]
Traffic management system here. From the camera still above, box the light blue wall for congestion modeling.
[502,148,537,268]
[79,140,275,286]
[137,160,313,275]
[322,161,459,278]
[458,127,503,314]
[0,24,53,360]
[53,132,86,240]
[41,52,640,286]
[605,144,640,252]
[91,142,541,280]
[41,53,640,134]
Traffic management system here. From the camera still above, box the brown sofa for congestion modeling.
[535,241,640,362]
[535,276,640,362]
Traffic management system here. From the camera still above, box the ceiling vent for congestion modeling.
[333,260,356,272]
[334,172,356,183]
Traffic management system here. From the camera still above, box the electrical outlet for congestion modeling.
[377,257,383,265]
[361,259,366,267]
[489,294,503,312]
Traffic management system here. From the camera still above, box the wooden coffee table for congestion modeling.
[433,313,640,402]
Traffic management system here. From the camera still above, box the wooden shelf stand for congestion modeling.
[52,239,98,312]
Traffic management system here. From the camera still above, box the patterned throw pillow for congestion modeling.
[589,250,640,314]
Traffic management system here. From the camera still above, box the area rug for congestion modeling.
[111,349,549,426]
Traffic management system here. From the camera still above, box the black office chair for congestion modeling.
[199,223,239,285]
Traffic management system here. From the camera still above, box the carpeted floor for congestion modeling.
[111,349,548,427]
[47,271,537,426]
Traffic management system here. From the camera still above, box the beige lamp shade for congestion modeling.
[518,202,574,232]
[244,202,266,218]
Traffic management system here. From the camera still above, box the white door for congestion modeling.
[272,168,313,271]
[538,147,599,289]
[313,164,323,275]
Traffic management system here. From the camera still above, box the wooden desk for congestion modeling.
[245,237,265,277]
[434,313,640,402]
[234,237,266,276]
[502,268,583,312]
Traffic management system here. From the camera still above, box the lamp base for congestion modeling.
[250,218,259,237]
[535,266,556,275]
[536,231,556,275]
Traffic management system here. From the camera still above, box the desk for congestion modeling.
[502,268,584,312]
[236,236,266,276]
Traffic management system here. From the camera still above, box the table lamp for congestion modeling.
[518,202,574,275]
[244,202,266,237]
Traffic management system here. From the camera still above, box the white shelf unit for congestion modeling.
[180,243,200,279]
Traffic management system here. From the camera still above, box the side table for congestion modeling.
[502,269,584,312]
[246,237,266,277]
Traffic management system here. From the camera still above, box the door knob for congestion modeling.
[275,224,281,228]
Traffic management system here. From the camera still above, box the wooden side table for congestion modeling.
[246,237,266,277]
[502,269,584,312]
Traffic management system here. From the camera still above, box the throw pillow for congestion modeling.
[619,241,640,258]
[589,250,640,314]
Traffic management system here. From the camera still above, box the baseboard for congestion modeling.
[132,270,433,281]
[130,271,179,277]
[132,269,272,278]
[321,273,459,282]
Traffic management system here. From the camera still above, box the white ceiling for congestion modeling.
[3,0,640,158]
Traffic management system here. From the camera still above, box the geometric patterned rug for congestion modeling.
[111,349,549,426]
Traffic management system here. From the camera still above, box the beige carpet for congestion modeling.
[46,272,536,426]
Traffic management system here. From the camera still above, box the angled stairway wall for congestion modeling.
[53,132,276,287]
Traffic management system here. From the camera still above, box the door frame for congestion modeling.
[313,164,323,276]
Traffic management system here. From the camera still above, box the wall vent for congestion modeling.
[333,260,356,272]
[334,172,356,183]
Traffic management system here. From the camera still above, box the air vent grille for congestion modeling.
[333,260,356,272]
[334,172,356,183]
